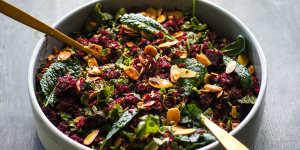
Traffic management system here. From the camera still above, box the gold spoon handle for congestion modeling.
[0,0,98,57]
[201,114,249,150]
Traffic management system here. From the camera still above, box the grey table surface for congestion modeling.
[0,0,299,149]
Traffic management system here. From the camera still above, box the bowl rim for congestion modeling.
[28,0,267,149]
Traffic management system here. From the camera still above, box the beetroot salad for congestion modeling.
[35,3,260,150]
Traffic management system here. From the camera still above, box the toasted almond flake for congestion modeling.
[83,56,89,62]
[158,41,178,48]
[217,90,223,98]
[53,46,59,54]
[126,41,135,47]
[179,68,197,78]
[137,101,144,109]
[88,57,98,68]
[170,65,181,82]
[238,54,249,66]
[76,79,82,92]
[124,66,140,80]
[74,116,83,123]
[114,137,122,147]
[47,54,56,61]
[122,24,138,34]
[84,130,99,145]
[172,31,184,38]
[57,51,72,61]
[231,122,240,130]
[148,77,173,89]
[157,11,167,23]
[144,45,158,57]
[172,127,196,135]
[199,88,210,93]
[196,53,212,67]
[166,107,180,123]
[157,8,163,16]
[204,84,223,93]
[167,11,183,19]
[146,8,157,19]
[175,50,187,59]
[140,11,148,17]
[248,65,255,74]
[225,60,237,74]
[88,66,102,76]
[230,106,238,119]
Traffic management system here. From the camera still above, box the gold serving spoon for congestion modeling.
[0,0,102,58]
[0,1,249,149]
[201,114,249,150]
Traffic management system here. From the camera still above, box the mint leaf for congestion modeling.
[238,95,256,104]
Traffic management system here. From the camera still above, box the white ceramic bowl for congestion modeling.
[28,0,267,149]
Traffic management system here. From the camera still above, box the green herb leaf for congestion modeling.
[40,60,81,106]
[120,13,175,40]
[144,141,159,150]
[223,56,252,89]
[203,108,213,117]
[181,104,203,126]
[108,104,123,121]
[115,8,126,21]
[172,58,207,96]
[93,3,113,23]
[135,115,160,138]
[106,108,138,140]
[221,35,245,56]
[238,95,256,104]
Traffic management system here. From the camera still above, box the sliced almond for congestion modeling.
[231,122,240,130]
[124,66,140,80]
[204,84,222,93]
[217,90,223,98]
[74,116,84,123]
[157,11,167,23]
[179,68,197,78]
[144,45,158,57]
[238,54,249,66]
[248,65,255,74]
[171,65,197,82]
[225,60,237,74]
[114,137,122,147]
[140,11,148,17]
[122,24,138,34]
[47,54,56,61]
[196,53,212,67]
[167,11,183,19]
[88,57,98,68]
[157,8,163,16]
[126,41,135,47]
[166,107,180,124]
[148,77,173,88]
[84,129,99,145]
[173,128,196,136]
[88,66,102,76]
[230,106,239,119]
[175,50,187,59]
[57,51,72,61]
[172,31,184,38]
[170,65,182,82]
[137,101,144,109]
[146,8,157,19]
[158,41,178,48]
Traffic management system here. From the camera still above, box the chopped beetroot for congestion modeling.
[55,74,77,97]
[205,49,224,66]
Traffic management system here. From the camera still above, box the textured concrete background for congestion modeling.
[0,0,299,149]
